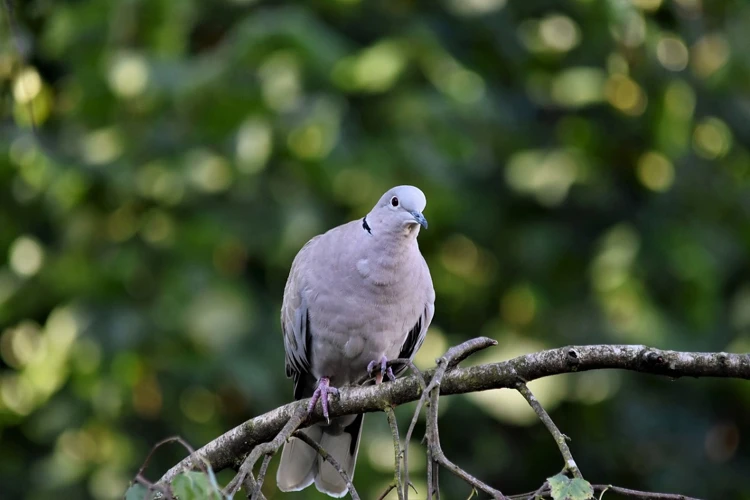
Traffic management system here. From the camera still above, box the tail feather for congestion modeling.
[276,425,323,492]
[314,414,364,497]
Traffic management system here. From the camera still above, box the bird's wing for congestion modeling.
[395,257,435,375]
[281,236,320,399]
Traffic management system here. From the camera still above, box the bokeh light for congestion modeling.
[8,236,45,278]
[12,67,42,104]
[656,35,689,72]
[108,52,149,98]
[636,151,674,192]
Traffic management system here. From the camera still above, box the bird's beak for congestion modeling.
[410,211,428,229]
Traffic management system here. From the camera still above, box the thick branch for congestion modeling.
[158,344,750,485]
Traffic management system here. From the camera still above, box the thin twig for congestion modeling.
[427,387,505,499]
[443,337,499,369]
[427,446,435,499]
[137,436,201,478]
[525,480,549,500]
[377,483,397,500]
[385,405,405,500]
[249,454,273,500]
[242,471,267,500]
[593,485,704,500]
[421,338,505,499]
[223,405,308,496]
[403,363,429,500]
[434,460,440,500]
[404,399,425,499]
[377,484,397,500]
[516,383,582,479]
[131,436,205,500]
[514,484,703,500]
[375,479,420,499]
[361,358,427,500]
[414,339,498,499]
[133,474,173,500]
[291,430,361,500]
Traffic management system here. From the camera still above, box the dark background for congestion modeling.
[1,0,749,498]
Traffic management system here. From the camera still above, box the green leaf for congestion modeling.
[547,473,594,500]
[171,471,223,500]
[124,483,150,500]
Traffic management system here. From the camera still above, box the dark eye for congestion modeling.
[391,196,399,207]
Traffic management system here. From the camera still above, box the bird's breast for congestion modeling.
[308,288,420,385]
[307,247,426,384]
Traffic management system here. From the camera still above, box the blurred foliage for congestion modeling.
[1,0,750,499]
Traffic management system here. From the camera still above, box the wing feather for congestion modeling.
[281,237,320,399]
[395,256,435,375]
[395,302,435,376]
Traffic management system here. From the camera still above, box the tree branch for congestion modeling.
[421,338,506,499]
[402,362,427,499]
[157,344,749,487]
[384,405,405,500]
[512,483,703,500]
[222,404,307,496]
[290,430,361,500]
[249,454,272,500]
[591,484,702,500]
[517,383,582,479]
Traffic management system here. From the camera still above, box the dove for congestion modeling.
[276,185,435,498]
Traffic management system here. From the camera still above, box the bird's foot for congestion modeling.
[367,355,396,385]
[308,377,340,424]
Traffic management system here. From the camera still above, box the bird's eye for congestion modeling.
[391,196,399,207]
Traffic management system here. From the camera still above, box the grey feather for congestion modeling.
[314,414,363,497]
[277,425,322,492]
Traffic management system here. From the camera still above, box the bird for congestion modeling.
[276,185,435,498]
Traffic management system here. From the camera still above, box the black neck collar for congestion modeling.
[362,216,372,234]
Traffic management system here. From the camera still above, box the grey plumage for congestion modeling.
[276,186,435,497]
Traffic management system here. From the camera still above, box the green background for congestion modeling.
[1,0,749,498]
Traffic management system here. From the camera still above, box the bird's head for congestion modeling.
[366,185,428,238]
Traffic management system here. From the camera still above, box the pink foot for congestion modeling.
[308,377,339,423]
[367,355,396,385]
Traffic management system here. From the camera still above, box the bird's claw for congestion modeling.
[308,377,339,424]
[367,355,396,384]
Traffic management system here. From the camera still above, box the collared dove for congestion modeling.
[276,185,435,498]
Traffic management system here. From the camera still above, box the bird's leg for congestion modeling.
[308,377,339,423]
[367,355,396,385]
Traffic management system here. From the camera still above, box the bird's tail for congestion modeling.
[276,414,364,498]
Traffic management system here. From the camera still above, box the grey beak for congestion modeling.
[410,211,428,229]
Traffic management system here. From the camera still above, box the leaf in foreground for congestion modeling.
[124,483,150,500]
[171,470,224,500]
[547,473,594,500]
